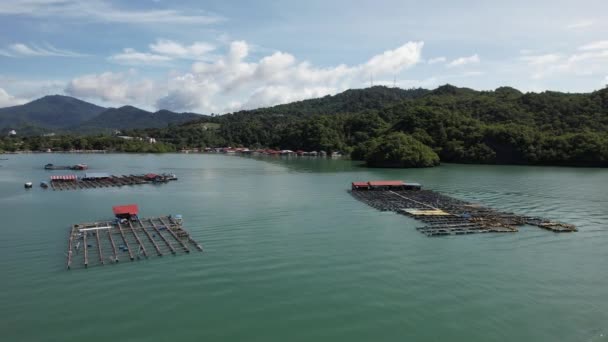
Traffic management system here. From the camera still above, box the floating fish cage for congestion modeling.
[48,173,178,191]
[66,205,203,270]
[350,181,577,237]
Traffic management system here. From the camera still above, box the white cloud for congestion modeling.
[362,41,423,75]
[523,49,608,80]
[149,39,215,59]
[520,54,562,66]
[61,40,424,113]
[108,48,172,65]
[566,19,594,30]
[579,40,608,51]
[108,39,217,65]
[0,0,222,25]
[0,43,86,57]
[157,40,424,112]
[0,88,27,107]
[447,54,480,68]
[427,57,446,64]
[64,71,160,106]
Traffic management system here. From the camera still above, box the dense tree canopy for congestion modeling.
[356,132,440,168]
[3,85,608,167]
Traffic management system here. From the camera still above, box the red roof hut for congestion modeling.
[112,204,139,219]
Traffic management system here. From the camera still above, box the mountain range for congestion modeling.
[0,95,203,135]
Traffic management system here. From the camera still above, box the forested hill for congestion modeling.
[3,85,608,167]
[0,95,106,132]
[75,106,203,133]
[234,86,430,117]
[0,95,204,134]
[137,85,608,167]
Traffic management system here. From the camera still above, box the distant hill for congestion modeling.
[0,95,203,134]
[236,86,429,117]
[0,95,105,132]
[75,106,202,132]
[141,84,608,166]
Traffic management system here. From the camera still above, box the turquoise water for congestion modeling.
[1,154,607,342]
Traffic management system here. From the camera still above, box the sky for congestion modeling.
[0,0,607,113]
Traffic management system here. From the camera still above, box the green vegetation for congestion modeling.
[145,85,608,167]
[0,135,176,153]
[3,85,608,167]
[356,132,440,167]
[0,95,204,135]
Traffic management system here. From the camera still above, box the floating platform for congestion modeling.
[45,163,88,170]
[66,213,203,270]
[49,173,176,191]
[350,181,577,237]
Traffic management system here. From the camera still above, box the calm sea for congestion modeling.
[1,154,607,342]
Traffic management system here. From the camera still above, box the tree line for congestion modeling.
[2,85,607,167]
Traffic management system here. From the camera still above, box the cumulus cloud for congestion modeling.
[149,39,215,59]
[64,40,424,113]
[362,42,423,75]
[0,43,86,57]
[0,88,27,107]
[156,40,424,112]
[65,71,160,106]
[447,54,480,67]
[0,0,222,25]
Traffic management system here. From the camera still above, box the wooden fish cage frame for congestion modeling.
[66,215,203,270]
[350,184,577,237]
[50,174,174,191]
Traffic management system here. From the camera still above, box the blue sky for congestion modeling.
[0,0,607,113]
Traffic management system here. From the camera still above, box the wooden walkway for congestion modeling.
[351,188,576,237]
[66,215,203,270]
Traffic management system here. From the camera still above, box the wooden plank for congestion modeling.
[136,218,162,256]
[95,224,104,265]
[107,229,118,263]
[158,217,189,253]
[83,231,88,268]
[147,218,176,254]
[67,226,74,270]
[116,222,135,261]
[127,221,148,257]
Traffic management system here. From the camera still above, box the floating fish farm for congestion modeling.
[48,173,177,191]
[350,181,577,237]
[66,204,203,270]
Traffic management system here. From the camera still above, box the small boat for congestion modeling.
[44,163,55,170]
[71,164,88,170]
[24,182,33,189]
[40,181,49,189]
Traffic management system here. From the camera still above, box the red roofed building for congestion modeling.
[112,204,139,219]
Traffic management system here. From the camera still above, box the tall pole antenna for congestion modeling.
[393,75,397,88]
